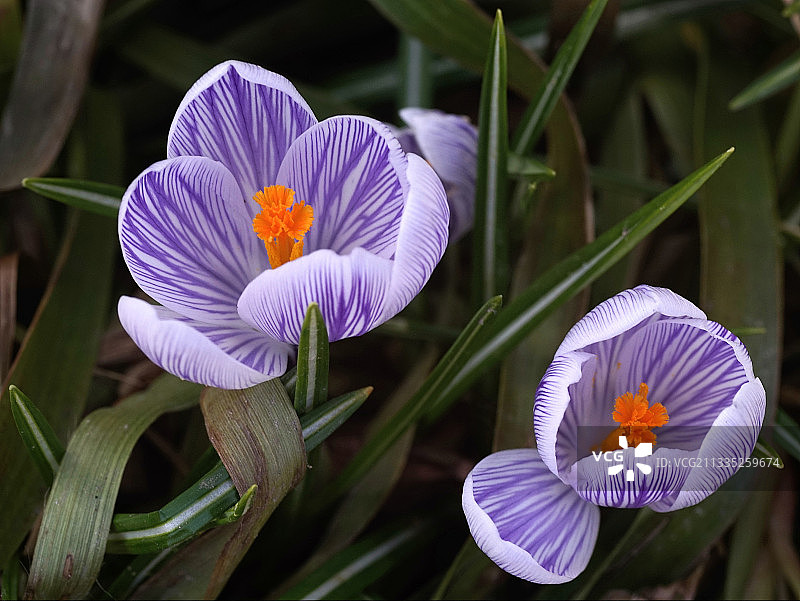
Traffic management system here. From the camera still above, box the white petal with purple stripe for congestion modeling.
[556,285,706,356]
[383,154,449,318]
[277,115,409,258]
[399,107,477,241]
[118,297,290,389]
[463,448,599,584]
[168,60,317,202]
[119,156,263,325]
[237,248,394,344]
[650,377,766,512]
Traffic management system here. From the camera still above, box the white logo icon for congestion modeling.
[607,436,652,481]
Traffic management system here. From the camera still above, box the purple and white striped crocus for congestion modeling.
[393,108,477,243]
[117,60,449,389]
[462,285,766,583]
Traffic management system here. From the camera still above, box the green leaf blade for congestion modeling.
[8,385,65,487]
[729,49,800,111]
[294,303,330,415]
[25,375,201,599]
[511,0,609,155]
[21,177,123,217]
[473,10,509,306]
[443,147,735,407]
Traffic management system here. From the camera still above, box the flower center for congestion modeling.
[599,383,669,452]
[252,185,313,269]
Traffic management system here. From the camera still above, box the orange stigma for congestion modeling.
[599,383,669,452]
[252,185,313,269]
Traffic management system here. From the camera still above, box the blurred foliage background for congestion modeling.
[0,0,798,598]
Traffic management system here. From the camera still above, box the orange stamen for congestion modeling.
[599,383,669,452]
[252,185,313,269]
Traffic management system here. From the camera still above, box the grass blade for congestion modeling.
[294,303,329,415]
[398,34,432,108]
[129,380,306,599]
[8,386,65,487]
[473,10,509,306]
[314,296,502,507]
[278,522,429,600]
[300,387,373,453]
[22,177,123,217]
[511,0,609,154]
[25,375,201,599]
[729,49,800,111]
[442,147,735,410]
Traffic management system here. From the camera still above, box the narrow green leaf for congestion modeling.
[754,438,784,466]
[511,0,608,154]
[433,538,495,600]
[130,380,306,599]
[294,303,330,415]
[398,34,433,108]
[473,10,509,307]
[729,49,800,111]
[287,351,436,589]
[21,177,122,217]
[441,148,734,410]
[300,386,373,453]
[314,296,502,508]
[278,522,429,600]
[366,0,557,102]
[213,484,257,526]
[8,386,65,487]
[95,388,368,555]
[280,365,298,398]
[507,152,555,181]
[639,71,695,175]
[25,375,201,599]
[0,212,116,567]
[107,461,238,554]
[105,549,174,601]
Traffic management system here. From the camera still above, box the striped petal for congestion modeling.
[534,352,592,481]
[276,116,408,258]
[399,107,477,241]
[572,446,692,508]
[118,297,291,389]
[168,60,317,202]
[556,285,706,356]
[650,378,766,512]
[237,248,393,344]
[383,154,449,318]
[463,448,599,584]
[119,156,263,325]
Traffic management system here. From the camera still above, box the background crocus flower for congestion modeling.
[462,285,766,583]
[393,107,477,243]
[118,60,449,390]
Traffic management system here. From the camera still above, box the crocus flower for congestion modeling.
[394,108,477,243]
[118,61,449,389]
[462,285,766,583]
